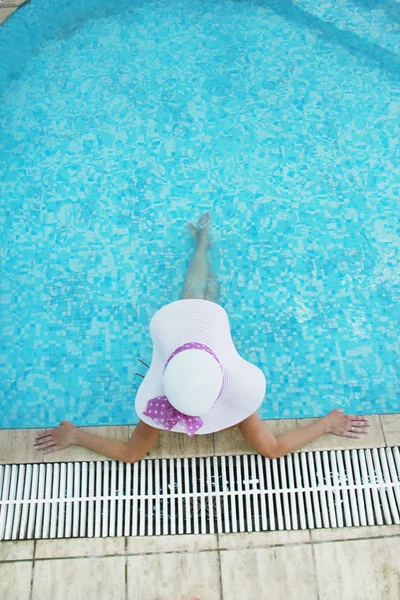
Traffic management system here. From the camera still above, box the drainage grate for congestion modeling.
[1,447,399,540]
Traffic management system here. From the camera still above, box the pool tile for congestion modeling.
[1,0,400,431]
[44,426,130,462]
[32,557,126,600]
[220,544,317,599]
[380,414,400,446]
[127,533,218,554]
[0,429,43,464]
[129,427,214,458]
[127,551,221,599]
[314,537,400,600]
[36,537,125,559]
[0,540,34,561]
[214,419,297,455]
[0,562,32,600]
[295,415,385,451]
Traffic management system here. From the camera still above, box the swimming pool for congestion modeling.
[0,0,399,429]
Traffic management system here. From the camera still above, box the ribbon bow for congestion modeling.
[143,396,203,437]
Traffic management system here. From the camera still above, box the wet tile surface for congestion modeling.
[220,544,318,599]
[129,427,214,458]
[127,533,218,554]
[218,529,311,550]
[36,537,125,559]
[380,414,400,446]
[45,426,130,462]
[32,557,126,600]
[127,551,221,599]
[0,429,43,464]
[214,420,296,455]
[296,415,385,451]
[0,561,32,600]
[314,537,400,600]
[0,541,34,562]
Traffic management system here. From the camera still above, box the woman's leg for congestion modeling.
[181,212,212,300]
[204,266,221,303]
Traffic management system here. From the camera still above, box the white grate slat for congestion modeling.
[73,463,81,538]
[228,456,238,533]
[138,460,146,536]
[249,455,261,532]
[235,456,245,533]
[116,462,124,538]
[242,456,253,533]
[199,458,206,534]
[109,462,116,538]
[11,465,25,540]
[213,456,223,534]
[382,448,400,524]
[87,462,95,538]
[322,451,337,528]
[131,462,139,536]
[272,458,284,530]
[169,458,176,536]
[330,451,343,528]
[65,463,74,538]
[286,454,298,530]
[176,458,183,535]
[191,457,199,535]
[154,460,161,536]
[256,455,268,531]
[336,451,352,527]
[80,462,88,538]
[27,464,40,540]
[350,449,367,526]
[220,456,231,533]
[102,461,109,537]
[94,461,102,537]
[307,452,322,529]
[124,462,131,537]
[264,457,275,531]
[50,463,59,539]
[19,464,32,540]
[5,465,18,540]
[359,450,376,526]
[371,448,392,525]
[42,464,53,539]
[57,463,67,539]
[294,453,307,530]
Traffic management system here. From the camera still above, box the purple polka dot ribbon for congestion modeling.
[164,342,221,369]
[143,396,203,437]
[143,342,221,436]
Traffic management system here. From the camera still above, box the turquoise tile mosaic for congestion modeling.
[0,0,399,428]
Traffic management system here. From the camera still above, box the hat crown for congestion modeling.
[162,349,223,416]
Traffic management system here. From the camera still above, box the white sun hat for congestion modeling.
[135,299,266,436]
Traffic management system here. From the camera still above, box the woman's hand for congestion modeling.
[34,421,77,454]
[324,409,369,438]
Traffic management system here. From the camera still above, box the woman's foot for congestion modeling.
[188,211,211,248]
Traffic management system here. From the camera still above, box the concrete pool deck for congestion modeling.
[1,414,399,599]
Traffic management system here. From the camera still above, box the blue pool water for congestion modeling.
[0,0,399,429]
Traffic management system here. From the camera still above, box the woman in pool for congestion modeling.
[34,212,369,460]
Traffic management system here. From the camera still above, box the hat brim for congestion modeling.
[135,300,266,434]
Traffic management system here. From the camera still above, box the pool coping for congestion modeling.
[1,414,398,464]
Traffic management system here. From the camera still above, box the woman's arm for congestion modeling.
[34,420,160,463]
[238,409,369,459]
